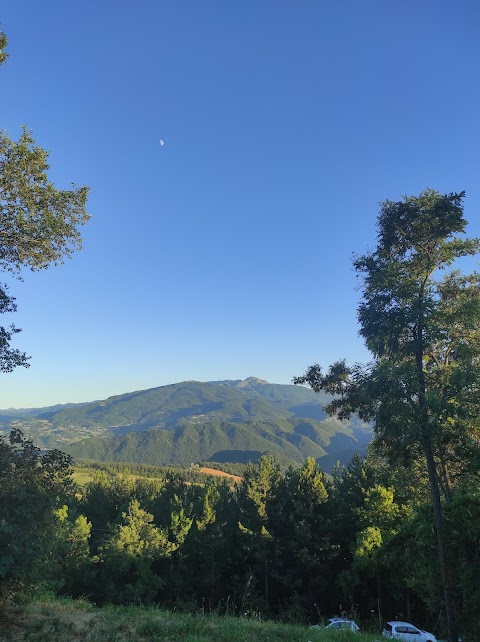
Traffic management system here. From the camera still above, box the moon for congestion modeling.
[159,139,165,146]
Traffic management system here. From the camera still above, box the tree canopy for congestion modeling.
[0,127,90,276]
[0,32,90,370]
[0,32,8,66]
[295,189,480,642]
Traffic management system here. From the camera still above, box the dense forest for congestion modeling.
[1,426,479,640]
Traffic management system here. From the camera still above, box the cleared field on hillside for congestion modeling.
[198,466,242,483]
[72,463,243,487]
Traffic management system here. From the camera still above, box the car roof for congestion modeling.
[329,618,354,622]
[387,621,418,627]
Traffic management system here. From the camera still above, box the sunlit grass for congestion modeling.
[0,598,382,642]
[71,470,95,486]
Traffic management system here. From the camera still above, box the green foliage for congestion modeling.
[200,461,248,476]
[0,31,8,66]
[0,127,90,275]
[0,44,90,370]
[267,458,335,612]
[99,499,172,604]
[350,484,409,608]
[80,471,137,544]
[45,506,93,597]
[443,485,480,638]
[239,455,281,533]
[0,283,29,372]
[73,458,223,486]
[296,189,480,642]
[0,128,90,370]
[0,429,75,601]
[6,437,480,639]
[359,485,410,534]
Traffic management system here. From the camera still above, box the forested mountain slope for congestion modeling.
[0,378,371,471]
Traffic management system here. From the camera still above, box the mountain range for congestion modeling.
[0,377,372,472]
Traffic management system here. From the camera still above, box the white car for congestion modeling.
[326,618,360,632]
[310,617,360,633]
[382,620,437,642]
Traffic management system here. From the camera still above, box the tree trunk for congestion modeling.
[423,435,458,642]
[438,448,453,501]
[376,570,383,627]
[264,559,269,605]
[415,292,457,642]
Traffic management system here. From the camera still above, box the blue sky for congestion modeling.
[1,1,479,408]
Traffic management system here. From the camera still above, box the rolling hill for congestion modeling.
[0,378,372,472]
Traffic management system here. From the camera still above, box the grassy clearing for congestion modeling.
[0,599,382,642]
[197,467,242,483]
[71,464,241,488]
[71,469,95,486]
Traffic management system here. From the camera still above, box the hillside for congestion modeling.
[0,599,381,642]
[0,378,371,472]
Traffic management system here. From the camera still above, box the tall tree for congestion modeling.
[268,458,333,617]
[0,429,75,601]
[46,505,93,597]
[0,32,90,370]
[99,499,172,604]
[238,456,281,608]
[295,189,480,642]
[352,485,410,621]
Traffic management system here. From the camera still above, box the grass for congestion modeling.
[71,469,95,486]
[0,598,383,642]
[71,464,241,489]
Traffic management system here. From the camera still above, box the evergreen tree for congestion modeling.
[237,456,281,609]
[268,458,333,618]
[99,499,171,604]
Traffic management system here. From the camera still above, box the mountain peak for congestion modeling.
[236,377,269,388]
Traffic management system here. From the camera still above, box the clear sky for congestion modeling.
[0,1,479,408]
